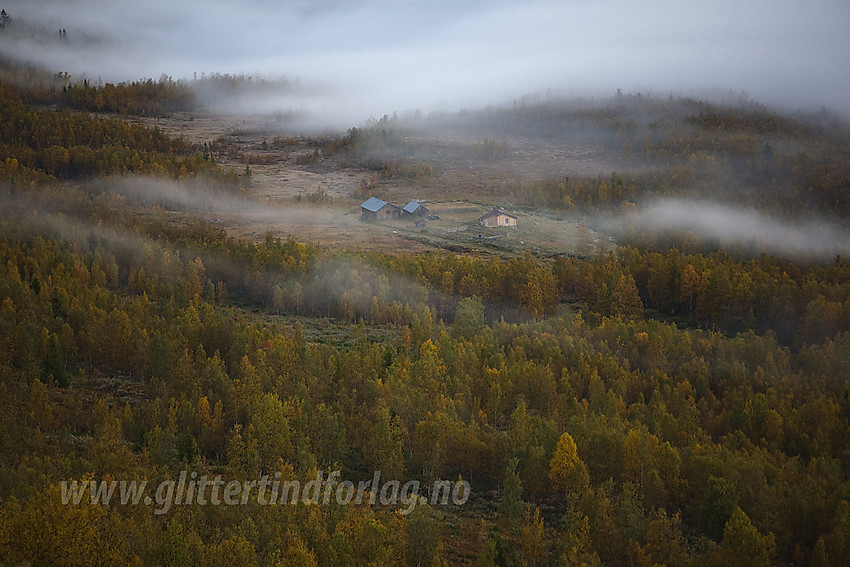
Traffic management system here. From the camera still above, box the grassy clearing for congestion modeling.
[136,112,618,259]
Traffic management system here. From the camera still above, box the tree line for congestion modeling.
[0,81,239,185]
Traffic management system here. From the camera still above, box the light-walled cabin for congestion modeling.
[478,208,518,228]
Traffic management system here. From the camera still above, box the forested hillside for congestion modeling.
[0,82,241,186]
[0,72,849,566]
[327,95,850,226]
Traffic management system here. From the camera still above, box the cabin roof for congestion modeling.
[479,208,517,221]
[361,197,388,212]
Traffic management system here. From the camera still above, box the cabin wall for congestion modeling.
[481,214,517,227]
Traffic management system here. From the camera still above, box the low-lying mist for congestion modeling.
[600,199,850,260]
[1,0,849,129]
[99,176,343,226]
[1,180,527,324]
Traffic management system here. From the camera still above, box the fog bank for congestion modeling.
[602,199,850,259]
[1,0,849,128]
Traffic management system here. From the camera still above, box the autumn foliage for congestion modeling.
[0,76,849,566]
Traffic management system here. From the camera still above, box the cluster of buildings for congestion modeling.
[359,197,428,221]
[360,197,518,228]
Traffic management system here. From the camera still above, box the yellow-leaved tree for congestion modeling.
[549,432,589,494]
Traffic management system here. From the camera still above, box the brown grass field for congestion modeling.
[139,111,617,257]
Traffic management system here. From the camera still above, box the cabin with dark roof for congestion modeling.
[479,208,518,228]
[402,201,428,217]
[361,197,400,221]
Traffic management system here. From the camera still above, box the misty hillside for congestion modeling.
[304,94,850,263]
[329,95,850,217]
[1,29,850,566]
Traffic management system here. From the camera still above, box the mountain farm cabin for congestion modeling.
[402,201,428,217]
[479,208,518,228]
[360,197,400,220]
